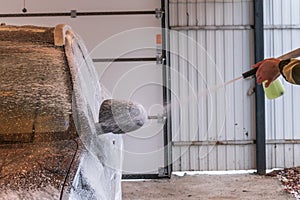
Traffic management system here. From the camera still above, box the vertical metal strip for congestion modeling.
[254,0,266,175]
[162,0,172,177]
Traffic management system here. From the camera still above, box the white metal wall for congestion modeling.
[0,0,159,54]
[264,0,300,168]
[169,0,256,171]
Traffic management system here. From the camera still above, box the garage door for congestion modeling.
[1,0,168,177]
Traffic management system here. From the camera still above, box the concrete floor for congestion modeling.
[122,174,295,200]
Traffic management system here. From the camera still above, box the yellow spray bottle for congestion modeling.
[262,79,285,99]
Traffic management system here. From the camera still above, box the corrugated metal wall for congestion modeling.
[169,0,256,171]
[264,0,300,169]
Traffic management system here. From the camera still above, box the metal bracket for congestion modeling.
[70,10,77,18]
[148,113,166,124]
[156,55,165,65]
[158,167,168,177]
[247,85,256,96]
[155,8,164,19]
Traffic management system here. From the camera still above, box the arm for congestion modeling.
[279,58,300,84]
[253,58,300,86]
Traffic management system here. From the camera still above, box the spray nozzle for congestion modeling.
[242,68,258,79]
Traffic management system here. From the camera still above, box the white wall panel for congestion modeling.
[197,30,209,171]
[0,1,160,57]
[197,0,206,26]
[215,2,224,26]
[178,1,188,26]
[178,30,190,171]
[188,0,197,26]
[1,16,160,57]
[170,0,255,171]
[264,0,300,169]
[216,30,226,170]
[0,0,159,13]
[170,31,181,171]
[205,2,215,25]
[95,61,164,174]
[188,30,199,171]
[207,30,218,171]
[224,30,236,170]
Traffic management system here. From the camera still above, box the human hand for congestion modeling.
[253,58,281,87]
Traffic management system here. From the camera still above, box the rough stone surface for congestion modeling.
[0,25,73,143]
[0,140,78,200]
[0,25,54,44]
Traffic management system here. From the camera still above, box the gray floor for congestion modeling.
[122,174,295,200]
